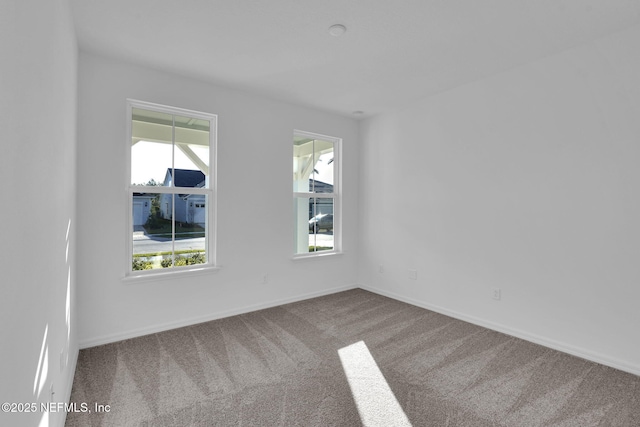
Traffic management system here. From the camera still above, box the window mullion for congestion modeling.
[171,115,176,267]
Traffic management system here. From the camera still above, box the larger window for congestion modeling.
[293,130,341,256]
[127,100,216,275]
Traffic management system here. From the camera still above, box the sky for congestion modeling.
[133,140,333,186]
[131,141,209,185]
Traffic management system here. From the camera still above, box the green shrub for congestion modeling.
[132,258,153,270]
[309,246,332,252]
[161,253,205,268]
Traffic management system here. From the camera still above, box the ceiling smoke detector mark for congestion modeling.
[329,24,347,37]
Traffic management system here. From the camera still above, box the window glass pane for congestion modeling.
[294,196,334,254]
[132,107,174,142]
[310,197,334,252]
[131,140,172,186]
[131,107,174,186]
[311,140,334,194]
[174,114,210,187]
[132,193,207,270]
[293,137,314,193]
[131,109,210,187]
[132,193,173,270]
[168,193,207,268]
[293,137,334,193]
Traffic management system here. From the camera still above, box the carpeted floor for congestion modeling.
[66,289,640,426]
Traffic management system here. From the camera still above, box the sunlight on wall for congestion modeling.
[33,325,49,398]
[38,411,49,427]
[65,219,72,367]
[338,341,412,427]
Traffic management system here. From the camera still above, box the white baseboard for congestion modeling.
[79,284,358,349]
[360,284,640,377]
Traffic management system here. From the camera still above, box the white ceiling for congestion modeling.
[70,0,640,119]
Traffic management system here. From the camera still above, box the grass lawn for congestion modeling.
[309,246,333,252]
[133,249,205,258]
[144,218,205,238]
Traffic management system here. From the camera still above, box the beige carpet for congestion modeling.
[66,289,640,426]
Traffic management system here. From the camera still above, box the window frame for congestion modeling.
[293,129,342,258]
[125,99,217,278]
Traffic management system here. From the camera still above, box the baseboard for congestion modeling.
[79,283,358,349]
[360,284,640,377]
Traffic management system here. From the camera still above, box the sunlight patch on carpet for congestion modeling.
[339,341,412,427]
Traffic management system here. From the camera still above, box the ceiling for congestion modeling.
[70,0,640,119]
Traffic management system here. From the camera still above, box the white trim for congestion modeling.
[122,265,220,283]
[292,251,344,261]
[126,101,135,276]
[359,284,640,377]
[79,283,358,349]
[129,98,215,121]
[293,129,340,143]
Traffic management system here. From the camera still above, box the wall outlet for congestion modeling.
[408,269,417,280]
[262,274,268,284]
[492,288,501,300]
[378,265,384,273]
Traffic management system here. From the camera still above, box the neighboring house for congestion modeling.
[159,169,207,226]
[132,193,154,226]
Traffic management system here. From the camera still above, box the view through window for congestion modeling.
[128,100,216,273]
[293,131,340,255]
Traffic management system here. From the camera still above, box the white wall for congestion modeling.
[0,1,78,426]
[76,52,359,346]
[359,24,640,374]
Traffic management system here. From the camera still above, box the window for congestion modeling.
[293,130,341,256]
[127,100,216,275]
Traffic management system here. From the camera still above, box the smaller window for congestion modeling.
[293,130,341,256]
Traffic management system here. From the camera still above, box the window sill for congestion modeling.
[122,265,220,283]
[292,251,343,261]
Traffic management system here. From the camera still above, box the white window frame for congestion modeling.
[293,129,342,258]
[125,99,217,278]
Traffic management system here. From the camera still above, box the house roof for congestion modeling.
[167,169,205,188]
[310,179,333,193]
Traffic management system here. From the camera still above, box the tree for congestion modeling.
[144,195,162,229]
[133,178,161,186]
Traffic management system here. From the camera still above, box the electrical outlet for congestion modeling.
[408,269,417,280]
[492,288,501,300]
[378,265,384,273]
[262,274,268,284]
[50,383,55,403]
